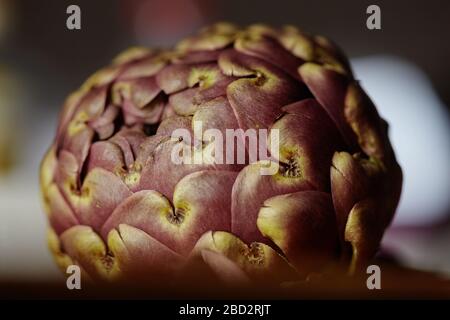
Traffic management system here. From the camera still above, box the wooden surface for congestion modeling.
[1,261,449,299]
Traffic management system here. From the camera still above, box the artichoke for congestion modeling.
[40,23,402,287]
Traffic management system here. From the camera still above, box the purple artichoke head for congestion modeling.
[40,23,402,287]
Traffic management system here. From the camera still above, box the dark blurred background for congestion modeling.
[0,0,449,282]
[2,0,449,110]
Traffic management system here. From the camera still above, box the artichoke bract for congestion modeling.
[40,23,402,287]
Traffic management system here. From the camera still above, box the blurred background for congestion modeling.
[0,0,449,284]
